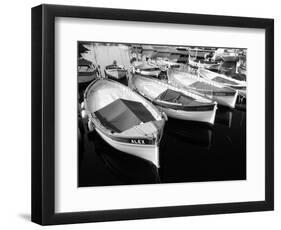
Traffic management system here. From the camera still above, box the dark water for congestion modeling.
[78,80,246,187]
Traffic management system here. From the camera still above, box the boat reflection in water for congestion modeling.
[164,118,213,149]
[158,107,246,184]
[215,108,233,128]
[79,126,160,186]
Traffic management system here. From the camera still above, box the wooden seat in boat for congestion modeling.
[120,120,162,137]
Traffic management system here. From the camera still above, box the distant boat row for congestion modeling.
[130,74,217,124]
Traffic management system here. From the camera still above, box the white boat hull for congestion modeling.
[213,90,238,108]
[105,69,127,79]
[138,70,161,77]
[169,81,238,109]
[96,129,160,168]
[158,105,217,125]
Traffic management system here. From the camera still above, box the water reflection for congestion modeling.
[164,118,213,149]
[157,108,246,184]
[78,119,160,186]
[215,108,233,128]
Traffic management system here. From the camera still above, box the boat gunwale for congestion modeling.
[104,68,127,79]
[132,74,217,102]
[198,68,247,87]
[167,69,238,96]
[131,74,217,111]
[153,99,216,111]
[83,78,166,142]
[104,67,127,72]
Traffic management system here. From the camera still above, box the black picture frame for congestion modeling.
[31,4,274,225]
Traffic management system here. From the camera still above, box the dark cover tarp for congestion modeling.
[158,89,195,105]
[220,61,236,68]
[157,89,215,109]
[95,99,155,133]
[189,81,233,93]
[212,76,238,85]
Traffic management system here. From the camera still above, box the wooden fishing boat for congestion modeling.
[167,69,238,108]
[130,74,217,125]
[213,49,238,62]
[134,63,162,77]
[84,79,166,168]
[104,64,127,80]
[188,58,220,70]
[154,59,181,69]
[199,68,247,97]
[78,58,97,83]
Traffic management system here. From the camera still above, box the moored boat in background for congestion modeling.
[104,64,127,80]
[188,58,220,70]
[152,58,181,70]
[78,58,98,83]
[167,69,238,108]
[130,74,217,125]
[84,79,166,168]
[134,63,162,77]
[199,68,247,97]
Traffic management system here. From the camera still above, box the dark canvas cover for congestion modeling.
[212,76,238,85]
[156,89,214,109]
[95,99,155,133]
[158,89,195,104]
[221,61,236,68]
[189,81,233,93]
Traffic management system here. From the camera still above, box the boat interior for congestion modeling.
[132,75,212,105]
[105,64,125,70]
[168,69,234,93]
[85,80,163,137]
[199,69,246,86]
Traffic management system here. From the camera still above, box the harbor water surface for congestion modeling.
[78,100,246,187]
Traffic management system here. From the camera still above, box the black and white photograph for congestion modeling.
[78,42,247,187]
[29,3,274,226]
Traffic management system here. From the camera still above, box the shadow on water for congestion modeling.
[79,124,160,187]
[157,107,246,184]
[164,118,214,149]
